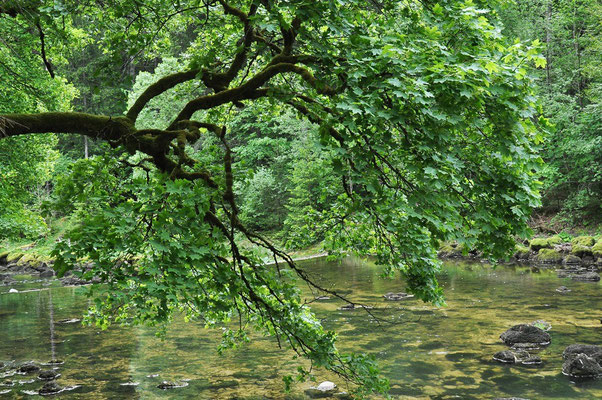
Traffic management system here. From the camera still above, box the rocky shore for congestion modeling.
[439,235,602,281]
[0,252,96,287]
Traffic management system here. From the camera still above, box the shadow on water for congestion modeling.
[0,257,600,398]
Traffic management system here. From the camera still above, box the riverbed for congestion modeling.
[1,257,601,399]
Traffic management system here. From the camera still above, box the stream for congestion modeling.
[0,257,601,399]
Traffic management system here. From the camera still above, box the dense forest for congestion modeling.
[0,0,600,396]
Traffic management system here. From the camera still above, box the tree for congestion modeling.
[500,0,602,225]
[0,3,76,239]
[0,0,544,395]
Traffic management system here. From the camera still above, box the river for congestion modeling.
[1,257,601,399]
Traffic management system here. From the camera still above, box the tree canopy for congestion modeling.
[0,0,544,395]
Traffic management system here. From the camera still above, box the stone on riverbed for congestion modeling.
[39,382,62,395]
[18,363,40,374]
[570,272,600,282]
[500,324,550,346]
[556,286,571,293]
[493,350,516,364]
[561,344,602,379]
[38,370,60,381]
[521,356,542,365]
[562,353,602,378]
[157,381,189,389]
[305,381,337,398]
[563,344,602,362]
[383,292,414,301]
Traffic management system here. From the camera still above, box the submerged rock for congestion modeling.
[500,324,551,346]
[305,381,337,398]
[556,286,571,293]
[493,350,516,364]
[522,356,542,365]
[57,318,81,324]
[494,398,530,400]
[43,360,64,366]
[157,381,189,389]
[38,370,60,381]
[563,344,602,362]
[18,363,40,374]
[511,343,541,351]
[383,292,414,301]
[562,353,602,378]
[513,350,531,362]
[39,382,62,395]
[571,272,600,282]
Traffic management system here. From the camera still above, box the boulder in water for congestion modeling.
[305,381,337,398]
[157,381,189,389]
[556,286,571,293]
[383,292,414,301]
[18,363,40,374]
[571,272,600,282]
[493,350,516,364]
[563,344,602,363]
[521,356,542,365]
[562,353,602,378]
[500,324,550,346]
[39,382,62,395]
[38,370,60,381]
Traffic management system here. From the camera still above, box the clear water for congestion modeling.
[0,257,600,399]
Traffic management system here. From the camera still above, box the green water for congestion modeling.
[0,258,601,399]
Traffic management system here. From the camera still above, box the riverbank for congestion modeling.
[439,235,602,281]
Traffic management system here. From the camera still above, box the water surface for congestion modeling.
[0,258,601,399]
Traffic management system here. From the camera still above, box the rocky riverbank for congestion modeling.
[0,252,97,287]
[439,235,602,281]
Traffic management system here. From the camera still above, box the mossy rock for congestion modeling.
[530,236,560,251]
[0,251,9,262]
[514,244,530,259]
[537,248,563,263]
[6,252,24,263]
[571,244,593,258]
[438,242,464,257]
[571,236,595,247]
[563,254,582,265]
[19,253,41,264]
[530,238,549,251]
[592,240,602,258]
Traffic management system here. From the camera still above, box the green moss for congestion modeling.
[438,242,465,257]
[19,253,40,264]
[6,252,24,263]
[0,251,9,260]
[547,235,563,245]
[537,248,563,263]
[571,236,595,247]
[593,240,602,258]
[514,244,530,259]
[530,238,550,251]
[572,244,593,257]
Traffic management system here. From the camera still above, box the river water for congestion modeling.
[0,257,600,399]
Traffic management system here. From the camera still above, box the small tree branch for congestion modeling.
[35,21,55,78]
[126,69,200,123]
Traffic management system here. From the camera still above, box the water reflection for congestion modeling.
[0,258,600,398]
